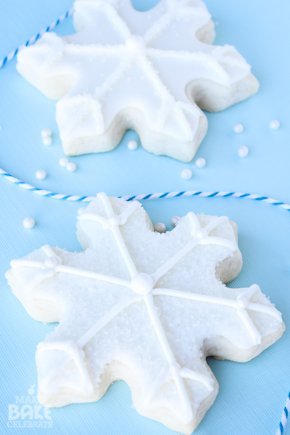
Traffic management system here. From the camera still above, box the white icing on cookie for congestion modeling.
[7,194,283,432]
[17,0,259,161]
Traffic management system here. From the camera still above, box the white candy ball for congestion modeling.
[36,169,47,180]
[109,215,121,226]
[41,128,52,138]
[59,157,69,167]
[181,169,192,180]
[171,216,181,227]
[125,35,145,53]
[127,140,138,150]
[269,120,280,130]
[23,217,35,229]
[78,207,86,215]
[237,297,249,309]
[196,157,206,168]
[44,257,59,269]
[233,124,244,133]
[131,273,155,295]
[154,222,166,233]
[238,146,249,158]
[43,136,52,146]
[194,228,208,240]
[169,363,181,377]
[66,162,77,172]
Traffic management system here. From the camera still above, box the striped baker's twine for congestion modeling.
[0,6,74,69]
[1,167,290,209]
[276,393,290,435]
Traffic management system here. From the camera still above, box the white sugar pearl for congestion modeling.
[195,228,208,240]
[36,169,46,180]
[59,157,69,167]
[78,207,86,215]
[196,157,206,168]
[23,217,35,229]
[41,128,52,138]
[131,273,155,295]
[66,162,77,172]
[269,120,280,130]
[169,363,181,377]
[171,216,181,227]
[109,215,121,226]
[125,35,145,53]
[127,140,138,150]
[43,136,52,146]
[238,146,249,158]
[44,257,59,269]
[154,222,166,233]
[237,297,249,309]
[181,169,192,180]
[233,124,244,133]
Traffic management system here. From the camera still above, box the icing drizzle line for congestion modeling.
[11,193,282,423]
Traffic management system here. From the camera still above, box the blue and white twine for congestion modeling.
[0,6,74,69]
[0,3,289,433]
[276,392,290,435]
[1,167,290,210]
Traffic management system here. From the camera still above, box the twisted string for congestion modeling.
[0,2,289,432]
[276,392,290,435]
[0,6,74,69]
[1,167,290,211]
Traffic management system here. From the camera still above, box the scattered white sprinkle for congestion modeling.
[233,124,244,133]
[66,162,77,172]
[269,120,280,130]
[238,146,249,158]
[78,207,86,215]
[181,169,192,180]
[196,158,206,168]
[41,128,52,138]
[43,136,52,146]
[127,140,138,150]
[23,217,35,229]
[171,216,181,227]
[59,157,69,167]
[36,169,47,180]
[154,222,166,233]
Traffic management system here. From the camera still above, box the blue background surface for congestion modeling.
[0,0,289,434]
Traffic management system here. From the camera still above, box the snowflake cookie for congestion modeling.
[17,0,259,162]
[6,193,284,433]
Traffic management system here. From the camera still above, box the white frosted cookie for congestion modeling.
[6,194,284,433]
[17,0,259,162]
